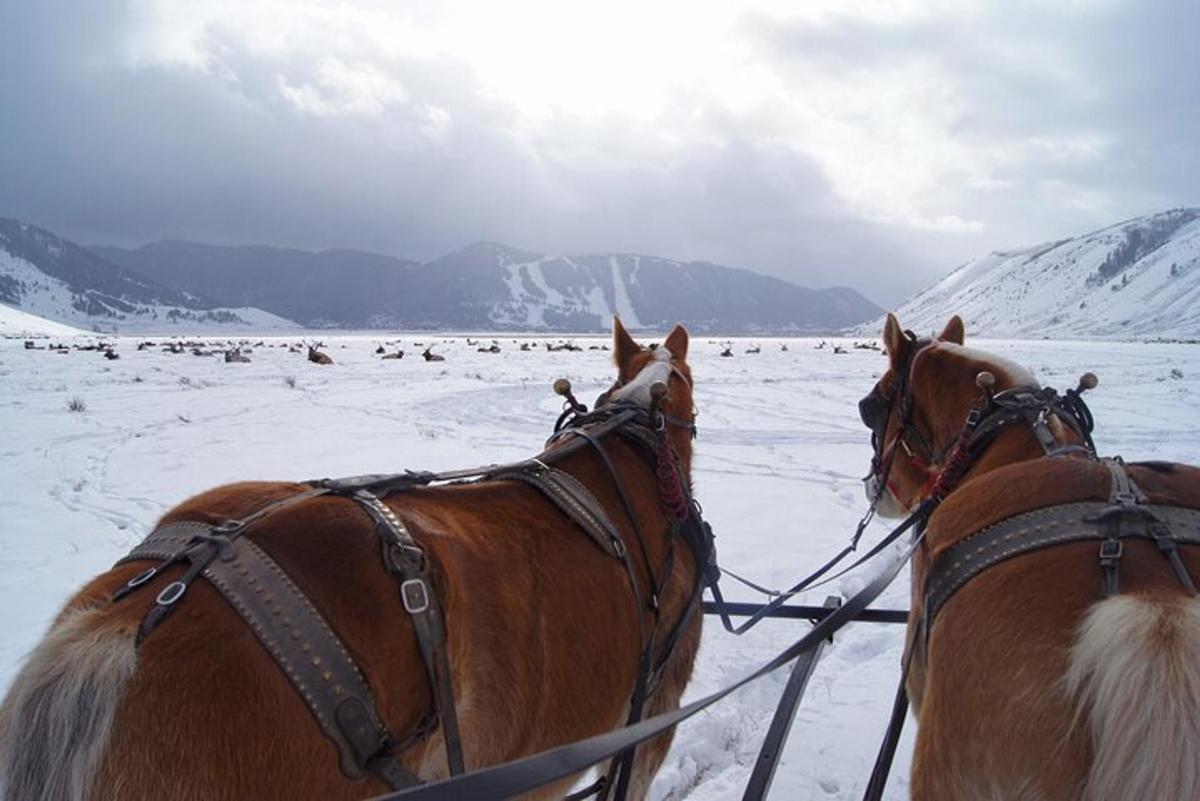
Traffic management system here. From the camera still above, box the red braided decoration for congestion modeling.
[656,431,690,522]
[927,428,972,501]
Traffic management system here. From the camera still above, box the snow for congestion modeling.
[0,304,88,337]
[611,256,643,328]
[1,332,1197,799]
[867,210,1200,340]
[0,249,298,334]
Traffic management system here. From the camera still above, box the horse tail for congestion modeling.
[0,607,137,801]
[1066,594,1200,801]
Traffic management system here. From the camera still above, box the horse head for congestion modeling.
[858,312,1067,516]
[606,318,695,453]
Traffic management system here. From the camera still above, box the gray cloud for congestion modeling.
[1,1,1197,308]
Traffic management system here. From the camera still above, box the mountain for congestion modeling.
[89,241,419,328]
[95,240,881,333]
[877,208,1200,339]
[0,219,295,333]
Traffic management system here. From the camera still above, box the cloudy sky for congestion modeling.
[2,1,1197,305]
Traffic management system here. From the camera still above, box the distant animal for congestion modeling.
[103,350,120,360]
[833,345,846,355]
[745,345,761,355]
[23,341,40,350]
[307,346,333,365]
[382,350,405,360]
[422,348,445,362]
[477,343,500,354]
[224,349,251,364]
[719,347,733,358]
[375,345,386,355]
[520,343,532,351]
[814,341,827,350]
[780,344,789,352]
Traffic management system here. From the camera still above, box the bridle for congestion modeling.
[858,331,935,510]
[857,333,1099,516]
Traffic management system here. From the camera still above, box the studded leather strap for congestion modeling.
[115,521,421,788]
[924,502,1200,632]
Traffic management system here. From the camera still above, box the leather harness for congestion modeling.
[109,392,710,798]
[923,462,1200,637]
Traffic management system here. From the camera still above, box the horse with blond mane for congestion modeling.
[859,313,1200,800]
[0,320,704,801]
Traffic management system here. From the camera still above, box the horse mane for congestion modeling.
[935,342,1038,388]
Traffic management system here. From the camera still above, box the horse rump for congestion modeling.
[1066,593,1200,801]
[0,607,137,801]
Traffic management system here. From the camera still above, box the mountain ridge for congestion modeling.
[0,219,294,333]
[869,208,1200,339]
[93,238,882,333]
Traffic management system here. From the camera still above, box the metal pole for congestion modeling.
[741,596,842,801]
[703,600,907,625]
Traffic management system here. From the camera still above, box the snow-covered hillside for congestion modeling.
[0,220,297,334]
[411,242,879,333]
[0,302,88,337]
[875,208,1200,339]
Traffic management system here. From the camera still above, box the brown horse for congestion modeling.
[0,320,702,801]
[860,313,1200,800]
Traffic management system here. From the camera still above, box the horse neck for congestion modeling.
[929,352,1081,485]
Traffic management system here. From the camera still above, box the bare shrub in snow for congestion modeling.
[66,396,87,413]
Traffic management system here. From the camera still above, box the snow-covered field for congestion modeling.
[1,332,1197,799]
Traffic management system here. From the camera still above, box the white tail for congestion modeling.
[0,608,137,801]
[1066,595,1200,801]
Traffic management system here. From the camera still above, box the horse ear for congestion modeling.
[882,312,910,368]
[663,324,689,362]
[938,315,965,345]
[613,317,640,375]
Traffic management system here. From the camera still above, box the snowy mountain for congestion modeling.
[878,208,1200,339]
[0,219,296,333]
[96,239,880,333]
[89,241,419,328]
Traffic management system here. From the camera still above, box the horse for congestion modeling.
[858,312,1200,800]
[0,320,704,801]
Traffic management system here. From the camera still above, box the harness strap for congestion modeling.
[923,501,1200,632]
[560,425,663,614]
[116,521,420,788]
[489,466,628,559]
[351,489,467,778]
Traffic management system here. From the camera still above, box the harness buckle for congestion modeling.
[126,566,157,589]
[1098,539,1123,562]
[400,578,430,614]
[155,580,188,606]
